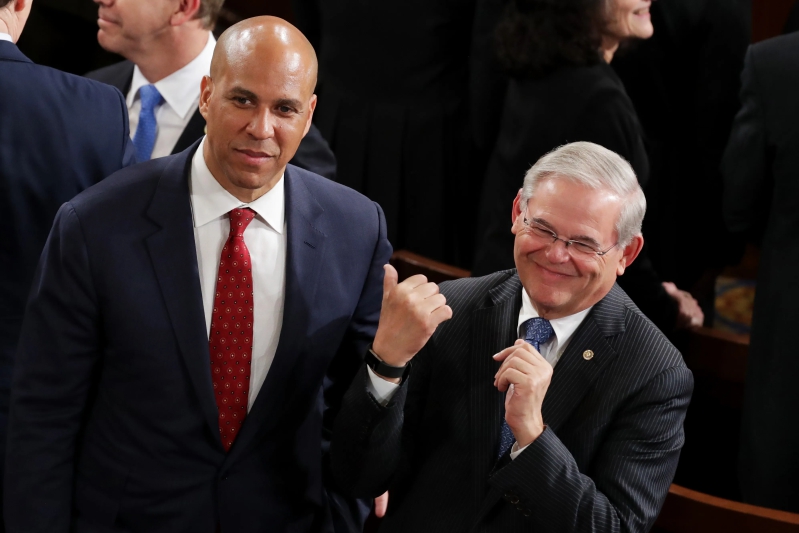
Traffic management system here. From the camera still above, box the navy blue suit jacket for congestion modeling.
[5,141,391,532]
[0,40,133,461]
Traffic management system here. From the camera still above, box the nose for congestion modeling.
[544,237,571,263]
[94,0,113,6]
[246,107,275,140]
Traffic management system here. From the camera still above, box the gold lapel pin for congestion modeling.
[583,350,594,361]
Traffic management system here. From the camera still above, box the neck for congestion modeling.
[0,13,18,42]
[600,36,620,63]
[128,26,208,83]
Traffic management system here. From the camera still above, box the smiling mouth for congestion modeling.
[534,262,575,278]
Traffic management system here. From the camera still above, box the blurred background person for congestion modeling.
[292,0,496,267]
[472,0,704,334]
[613,0,750,319]
[87,0,336,177]
[722,30,799,514]
[0,0,134,529]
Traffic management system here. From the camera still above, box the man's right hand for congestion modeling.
[662,281,704,329]
[371,264,453,369]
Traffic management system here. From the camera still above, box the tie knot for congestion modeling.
[229,208,255,238]
[522,317,555,352]
[138,84,163,111]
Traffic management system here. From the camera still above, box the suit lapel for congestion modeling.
[144,141,222,446]
[468,274,523,506]
[172,109,207,155]
[542,283,627,432]
[225,166,327,464]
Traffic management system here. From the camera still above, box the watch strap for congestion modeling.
[364,345,407,379]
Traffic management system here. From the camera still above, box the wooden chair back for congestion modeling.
[389,250,470,283]
[653,484,799,533]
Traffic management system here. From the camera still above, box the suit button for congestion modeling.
[505,492,520,505]
[519,507,531,517]
[583,350,594,360]
[222,475,229,481]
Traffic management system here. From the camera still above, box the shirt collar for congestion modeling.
[128,32,216,119]
[189,138,285,234]
[0,33,12,43]
[517,288,592,350]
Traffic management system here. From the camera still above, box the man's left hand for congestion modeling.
[493,339,554,448]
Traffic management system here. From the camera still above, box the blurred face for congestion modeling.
[511,178,641,319]
[606,0,654,41]
[94,0,176,55]
[198,42,316,202]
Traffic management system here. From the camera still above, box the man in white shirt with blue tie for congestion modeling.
[87,0,337,177]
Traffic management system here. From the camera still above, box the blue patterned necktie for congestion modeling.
[497,317,555,459]
[132,84,163,162]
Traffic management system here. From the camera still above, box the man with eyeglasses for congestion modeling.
[330,141,693,532]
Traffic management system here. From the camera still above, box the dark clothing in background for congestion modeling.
[331,273,691,533]
[472,63,679,332]
[294,0,485,267]
[722,32,799,514]
[86,60,339,180]
[0,41,134,530]
[613,0,750,291]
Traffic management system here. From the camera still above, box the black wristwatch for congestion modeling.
[364,344,408,379]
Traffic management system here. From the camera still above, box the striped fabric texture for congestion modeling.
[331,270,693,533]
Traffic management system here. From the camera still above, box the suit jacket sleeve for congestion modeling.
[330,328,436,498]
[323,202,393,530]
[488,365,693,533]
[722,45,768,234]
[4,203,103,532]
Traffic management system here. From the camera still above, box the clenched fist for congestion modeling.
[372,264,453,370]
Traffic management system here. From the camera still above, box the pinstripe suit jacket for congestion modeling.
[331,270,692,532]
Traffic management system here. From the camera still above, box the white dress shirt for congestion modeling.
[190,138,287,411]
[0,33,12,43]
[367,286,593,459]
[128,32,215,159]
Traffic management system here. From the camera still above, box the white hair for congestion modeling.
[519,142,646,247]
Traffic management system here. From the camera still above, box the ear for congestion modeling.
[511,189,525,231]
[616,234,644,276]
[171,0,203,26]
[302,94,317,138]
[198,75,213,121]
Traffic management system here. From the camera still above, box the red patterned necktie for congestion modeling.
[209,208,255,452]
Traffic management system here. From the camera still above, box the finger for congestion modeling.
[374,491,389,518]
[419,293,448,314]
[492,339,527,361]
[412,281,442,300]
[382,264,398,299]
[494,355,538,387]
[495,367,528,392]
[662,281,678,295]
[430,304,453,325]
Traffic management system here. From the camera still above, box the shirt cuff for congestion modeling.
[366,366,401,406]
[509,441,530,460]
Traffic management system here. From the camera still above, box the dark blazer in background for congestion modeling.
[86,60,339,180]
[331,272,692,532]
[472,63,679,332]
[294,0,484,267]
[5,142,390,532]
[613,0,750,292]
[722,32,799,514]
[0,41,133,529]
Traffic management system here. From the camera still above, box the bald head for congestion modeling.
[198,16,320,203]
[211,16,318,97]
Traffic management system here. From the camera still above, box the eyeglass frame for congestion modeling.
[521,210,618,257]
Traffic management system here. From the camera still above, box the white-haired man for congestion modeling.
[331,142,693,532]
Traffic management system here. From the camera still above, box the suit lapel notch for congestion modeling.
[144,142,222,445]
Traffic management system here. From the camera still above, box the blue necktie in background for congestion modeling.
[132,84,163,162]
[497,317,555,459]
